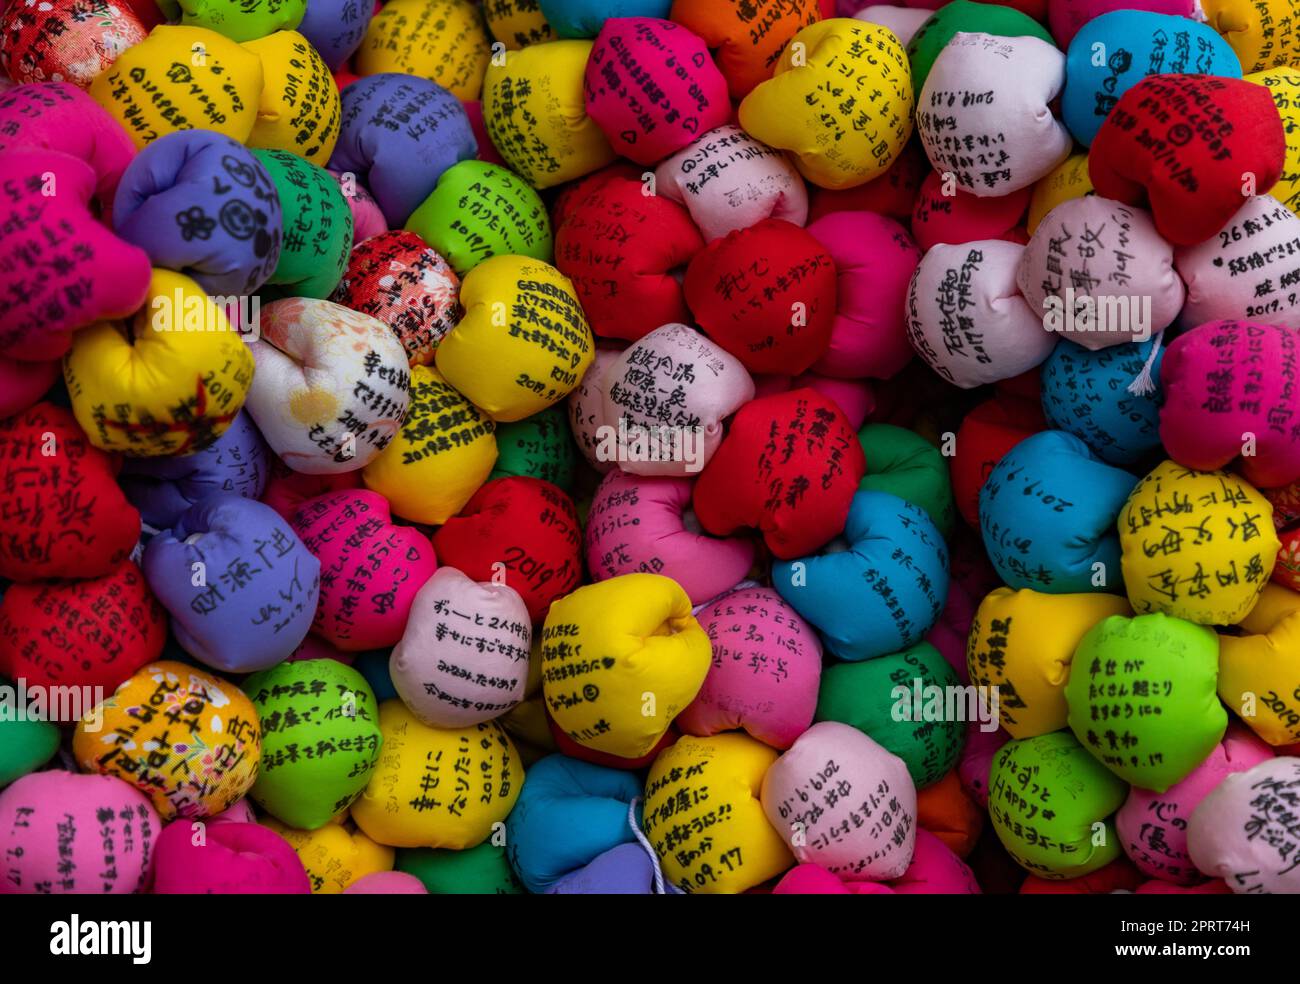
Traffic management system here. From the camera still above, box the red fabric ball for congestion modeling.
[553,165,704,342]
[684,218,837,376]
[693,387,866,559]
[911,170,1030,252]
[261,458,362,524]
[807,139,928,223]
[0,560,166,694]
[432,476,582,623]
[0,402,141,581]
[1088,74,1286,247]
[1019,857,1142,894]
[949,394,1046,528]
[461,99,506,167]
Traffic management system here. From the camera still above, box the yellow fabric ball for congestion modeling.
[1119,461,1279,625]
[261,817,394,893]
[73,661,261,821]
[967,588,1131,739]
[89,25,264,148]
[541,573,711,760]
[436,255,593,422]
[737,19,913,190]
[644,732,792,894]
[355,0,491,100]
[1027,152,1094,235]
[483,0,554,50]
[361,365,497,524]
[351,700,523,849]
[1218,583,1300,745]
[481,40,615,189]
[242,30,341,162]
[1204,0,1300,72]
[63,269,255,457]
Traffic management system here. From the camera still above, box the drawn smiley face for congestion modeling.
[220,198,261,241]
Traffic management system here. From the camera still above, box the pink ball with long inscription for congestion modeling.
[583,18,731,166]
[1159,319,1300,489]
[1117,725,1273,885]
[1175,196,1300,331]
[585,470,755,605]
[0,148,151,361]
[654,125,808,243]
[677,586,822,750]
[1187,756,1300,894]
[761,721,918,880]
[343,870,429,894]
[0,771,159,895]
[0,82,137,207]
[152,820,311,894]
[906,240,1056,388]
[600,323,754,477]
[390,566,531,728]
[568,347,623,473]
[291,489,438,651]
[1018,196,1183,350]
[808,211,920,379]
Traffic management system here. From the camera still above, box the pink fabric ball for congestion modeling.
[654,124,807,243]
[291,489,438,651]
[1049,0,1193,49]
[1187,757,1300,893]
[330,168,389,245]
[568,347,624,472]
[0,355,59,418]
[0,771,159,894]
[891,828,982,893]
[1117,725,1274,885]
[584,469,755,604]
[808,210,920,379]
[958,723,1010,808]
[584,18,731,166]
[152,820,311,894]
[677,585,822,750]
[343,871,429,894]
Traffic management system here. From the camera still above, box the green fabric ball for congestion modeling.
[396,841,524,894]
[489,406,578,491]
[815,641,965,789]
[1066,612,1227,792]
[253,148,353,299]
[179,0,306,43]
[0,685,60,787]
[405,160,553,275]
[989,730,1128,879]
[857,423,955,537]
[906,1,1055,99]
[245,658,381,829]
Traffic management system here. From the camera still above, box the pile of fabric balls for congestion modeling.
[1,0,1298,896]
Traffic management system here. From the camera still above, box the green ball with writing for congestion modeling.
[858,423,955,537]
[396,841,524,894]
[815,641,965,789]
[489,405,578,491]
[405,160,552,275]
[989,730,1128,879]
[0,686,60,787]
[179,0,306,43]
[244,658,381,829]
[906,0,1054,99]
[1065,612,1226,792]
[253,148,353,299]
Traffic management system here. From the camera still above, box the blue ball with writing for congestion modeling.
[142,495,321,674]
[539,0,673,38]
[120,410,270,530]
[774,490,950,662]
[979,430,1138,593]
[1062,10,1242,146]
[505,754,643,893]
[1041,337,1165,467]
[329,73,477,226]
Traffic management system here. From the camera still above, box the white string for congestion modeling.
[1126,329,1164,397]
[627,797,667,895]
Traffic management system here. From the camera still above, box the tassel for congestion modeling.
[1127,329,1164,397]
